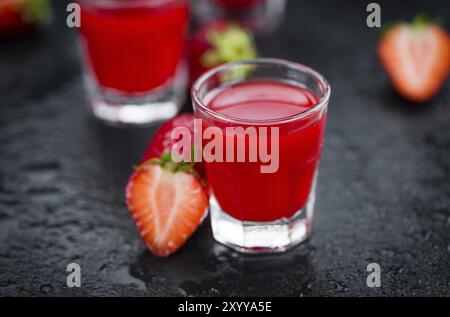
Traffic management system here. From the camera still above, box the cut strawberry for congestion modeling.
[188,21,257,85]
[378,15,450,102]
[126,115,208,257]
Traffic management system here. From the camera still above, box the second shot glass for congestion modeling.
[77,0,189,126]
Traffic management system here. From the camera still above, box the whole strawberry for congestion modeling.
[378,15,450,102]
[0,0,52,39]
[188,21,257,85]
[126,114,208,257]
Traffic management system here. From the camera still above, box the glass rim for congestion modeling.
[78,0,184,9]
[191,58,331,125]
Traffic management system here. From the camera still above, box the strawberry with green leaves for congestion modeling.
[213,0,264,9]
[126,114,209,257]
[378,15,450,102]
[0,0,51,39]
[188,21,257,84]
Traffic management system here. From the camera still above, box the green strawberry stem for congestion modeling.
[134,152,199,178]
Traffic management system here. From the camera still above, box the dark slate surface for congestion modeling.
[0,0,449,297]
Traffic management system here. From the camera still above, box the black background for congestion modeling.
[0,0,449,296]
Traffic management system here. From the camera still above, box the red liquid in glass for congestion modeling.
[79,0,188,93]
[203,80,326,222]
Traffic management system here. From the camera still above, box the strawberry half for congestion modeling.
[378,15,450,102]
[126,115,208,257]
[188,21,257,85]
[140,114,205,179]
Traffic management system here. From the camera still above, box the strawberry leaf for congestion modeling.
[201,23,257,68]
[380,13,443,37]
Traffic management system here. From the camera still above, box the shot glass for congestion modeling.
[77,0,189,126]
[191,0,287,34]
[192,58,330,253]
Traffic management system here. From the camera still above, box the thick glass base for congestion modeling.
[210,187,315,253]
[84,66,187,127]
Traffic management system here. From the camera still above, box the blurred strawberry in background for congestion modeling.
[190,0,287,35]
[378,15,450,103]
[188,21,257,85]
[0,0,51,39]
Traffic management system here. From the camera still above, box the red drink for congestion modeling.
[202,80,326,222]
[79,0,189,93]
[192,59,330,252]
